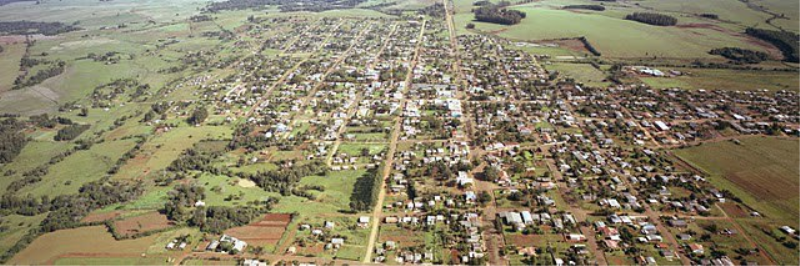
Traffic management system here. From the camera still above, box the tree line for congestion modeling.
[625,12,678,26]
[54,123,90,141]
[13,60,66,90]
[745,27,799,63]
[709,47,769,64]
[0,21,80,36]
[0,118,27,164]
[417,3,445,18]
[563,5,605,11]
[349,168,381,212]
[578,36,602,56]
[473,4,527,25]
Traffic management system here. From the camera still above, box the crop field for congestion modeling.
[224,213,292,247]
[8,226,161,265]
[112,212,174,237]
[640,68,800,91]
[53,257,172,265]
[674,136,799,223]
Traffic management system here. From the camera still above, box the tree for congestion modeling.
[484,166,499,181]
[188,107,208,125]
[473,4,526,25]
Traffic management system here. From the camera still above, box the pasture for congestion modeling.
[17,138,137,197]
[0,41,24,92]
[452,0,789,60]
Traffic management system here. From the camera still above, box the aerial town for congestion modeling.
[0,0,797,265]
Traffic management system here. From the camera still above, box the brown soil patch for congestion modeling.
[506,234,545,247]
[379,228,424,246]
[719,202,749,218]
[729,167,797,201]
[539,38,590,54]
[113,212,174,237]
[224,214,291,246]
[81,211,122,223]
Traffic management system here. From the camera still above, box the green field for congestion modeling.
[453,0,791,60]
[0,42,24,92]
[674,136,799,223]
[544,62,610,87]
[641,68,800,91]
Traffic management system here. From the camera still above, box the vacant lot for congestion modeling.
[674,136,799,223]
[545,63,610,87]
[224,213,292,247]
[113,212,174,237]
[9,226,159,265]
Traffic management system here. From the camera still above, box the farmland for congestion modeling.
[8,226,162,265]
[224,213,292,247]
[458,5,778,59]
[640,67,800,91]
[674,136,799,223]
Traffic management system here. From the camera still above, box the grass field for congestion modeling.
[0,214,47,256]
[113,126,231,180]
[453,0,783,59]
[0,42,24,92]
[674,136,799,223]
[544,62,610,87]
[640,68,800,91]
[273,169,367,216]
[16,138,137,197]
